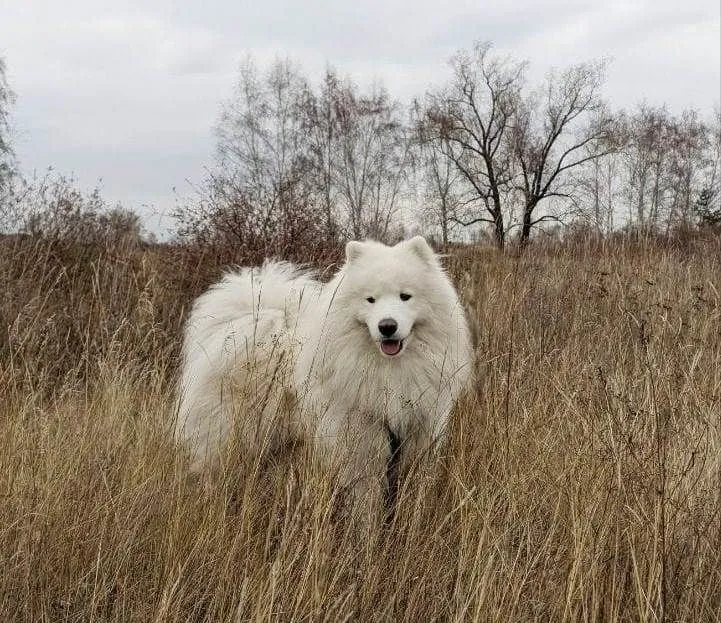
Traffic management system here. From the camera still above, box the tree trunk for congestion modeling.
[493,210,505,249]
[440,201,448,245]
[519,205,533,247]
[490,183,505,249]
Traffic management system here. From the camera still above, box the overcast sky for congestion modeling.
[1,0,719,236]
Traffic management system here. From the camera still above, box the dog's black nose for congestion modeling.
[378,318,398,337]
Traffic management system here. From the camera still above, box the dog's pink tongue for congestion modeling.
[381,340,402,356]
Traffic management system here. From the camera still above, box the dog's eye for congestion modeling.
[400,293,412,301]
[366,297,375,304]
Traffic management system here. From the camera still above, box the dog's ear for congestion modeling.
[345,240,364,264]
[406,236,436,265]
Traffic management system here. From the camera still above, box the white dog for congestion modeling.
[177,236,473,515]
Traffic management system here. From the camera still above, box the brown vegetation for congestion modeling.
[1,232,720,622]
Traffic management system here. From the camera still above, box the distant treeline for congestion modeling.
[1,43,719,254]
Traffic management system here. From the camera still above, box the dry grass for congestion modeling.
[1,235,720,622]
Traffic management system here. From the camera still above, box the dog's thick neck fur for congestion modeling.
[293,262,471,439]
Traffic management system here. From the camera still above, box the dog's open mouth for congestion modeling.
[380,339,403,356]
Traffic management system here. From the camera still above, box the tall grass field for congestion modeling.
[1,235,720,622]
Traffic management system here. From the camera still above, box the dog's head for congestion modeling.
[340,236,441,358]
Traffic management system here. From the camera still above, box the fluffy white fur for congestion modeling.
[176,236,473,512]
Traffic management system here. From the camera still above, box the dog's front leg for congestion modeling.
[313,410,390,533]
[391,400,451,509]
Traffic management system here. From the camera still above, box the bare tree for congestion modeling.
[608,105,718,236]
[0,56,17,227]
[421,42,524,248]
[301,70,412,242]
[179,59,410,251]
[302,68,342,241]
[178,57,328,257]
[666,109,709,230]
[695,107,721,227]
[333,80,410,241]
[413,128,463,244]
[575,142,623,236]
[508,62,620,245]
[620,105,673,233]
[0,57,12,169]
[215,57,314,238]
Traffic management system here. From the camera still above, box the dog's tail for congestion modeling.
[175,261,318,469]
